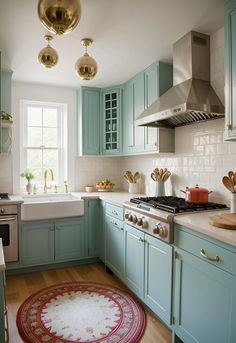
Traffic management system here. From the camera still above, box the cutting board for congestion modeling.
[209,213,236,230]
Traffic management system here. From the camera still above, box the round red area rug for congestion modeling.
[16,282,145,343]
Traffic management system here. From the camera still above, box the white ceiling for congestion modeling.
[0,0,224,88]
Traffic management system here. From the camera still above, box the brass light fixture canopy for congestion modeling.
[38,0,81,35]
[38,34,58,68]
[75,38,98,80]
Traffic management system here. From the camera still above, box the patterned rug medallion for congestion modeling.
[16,282,146,343]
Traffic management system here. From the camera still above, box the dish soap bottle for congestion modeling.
[33,184,37,195]
[64,180,68,193]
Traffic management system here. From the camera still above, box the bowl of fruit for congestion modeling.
[96,179,115,192]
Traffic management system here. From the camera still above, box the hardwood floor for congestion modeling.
[6,263,172,343]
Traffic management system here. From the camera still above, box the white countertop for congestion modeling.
[174,210,236,248]
[0,195,24,205]
[0,239,6,271]
[72,191,144,206]
[9,191,236,248]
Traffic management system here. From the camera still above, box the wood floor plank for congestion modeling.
[6,263,172,343]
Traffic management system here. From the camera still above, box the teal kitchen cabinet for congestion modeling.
[77,87,101,155]
[21,217,86,266]
[55,218,86,261]
[144,61,174,152]
[225,0,236,140]
[122,72,145,154]
[97,200,106,262]
[105,214,124,279]
[0,268,8,343]
[85,199,103,258]
[124,223,145,298]
[145,234,172,326]
[21,221,55,265]
[102,87,122,155]
[0,70,13,154]
[173,225,236,343]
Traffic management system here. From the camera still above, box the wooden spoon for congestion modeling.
[228,171,234,179]
[233,173,236,188]
[162,171,171,182]
[222,176,234,192]
[134,172,140,182]
[151,172,157,182]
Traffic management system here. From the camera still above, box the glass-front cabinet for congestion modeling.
[102,88,121,155]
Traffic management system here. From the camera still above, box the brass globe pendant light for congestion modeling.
[75,38,98,80]
[38,0,81,35]
[38,34,58,68]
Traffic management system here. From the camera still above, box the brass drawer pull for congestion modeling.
[112,210,118,215]
[200,249,219,262]
[111,220,123,230]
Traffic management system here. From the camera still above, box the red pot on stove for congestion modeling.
[180,184,213,204]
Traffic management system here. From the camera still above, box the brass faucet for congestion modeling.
[44,168,54,193]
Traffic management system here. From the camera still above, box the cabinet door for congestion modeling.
[55,217,87,261]
[133,73,145,152]
[0,272,5,343]
[78,87,100,155]
[87,199,101,258]
[102,88,121,155]
[105,214,124,278]
[21,221,54,266]
[97,200,106,262]
[174,248,236,343]
[124,223,145,298]
[144,62,173,151]
[225,0,236,140]
[123,74,145,154]
[145,235,172,325]
[122,79,134,154]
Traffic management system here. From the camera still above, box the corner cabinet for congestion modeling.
[102,87,121,155]
[173,225,236,343]
[224,0,236,140]
[77,87,101,155]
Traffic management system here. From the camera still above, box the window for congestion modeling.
[20,101,67,191]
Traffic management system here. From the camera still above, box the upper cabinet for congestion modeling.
[77,86,101,155]
[144,62,174,152]
[123,72,145,154]
[76,60,174,156]
[224,0,236,140]
[0,67,13,154]
[123,61,174,155]
[102,87,122,155]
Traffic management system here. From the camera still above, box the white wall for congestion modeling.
[0,155,12,193]
[11,82,77,194]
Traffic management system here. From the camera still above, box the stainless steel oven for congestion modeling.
[0,205,18,262]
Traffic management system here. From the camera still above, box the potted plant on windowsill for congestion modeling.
[0,111,13,126]
[20,170,35,195]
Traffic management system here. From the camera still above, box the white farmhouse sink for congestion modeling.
[21,193,84,221]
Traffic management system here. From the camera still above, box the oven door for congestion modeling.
[0,215,18,262]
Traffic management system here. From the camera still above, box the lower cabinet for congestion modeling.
[173,226,236,343]
[21,217,86,266]
[105,214,124,279]
[124,223,173,326]
[145,234,172,325]
[0,270,8,343]
[124,223,145,298]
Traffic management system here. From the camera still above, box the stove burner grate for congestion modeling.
[0,193,10,200]
[130,196,228,214]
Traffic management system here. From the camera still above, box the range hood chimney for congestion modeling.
[136,31,224,128]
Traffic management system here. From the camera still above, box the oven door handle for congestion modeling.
[0,217,16,222]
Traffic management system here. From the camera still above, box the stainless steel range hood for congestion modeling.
[136,31,225,128]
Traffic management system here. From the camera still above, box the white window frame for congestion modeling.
[20,100,68,193]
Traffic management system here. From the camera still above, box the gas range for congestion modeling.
[0,193,10,200]
[123,196,228,244]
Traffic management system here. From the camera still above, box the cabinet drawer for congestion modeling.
[106,214,123,230]
[106,203,123,221]
[175,226,236,276]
